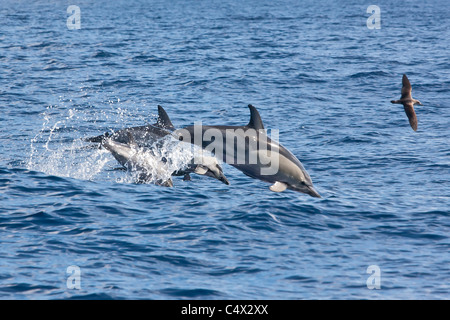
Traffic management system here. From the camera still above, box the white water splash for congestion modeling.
[27,106,111,180]
[119,136,208,185]
[27,105,203,185]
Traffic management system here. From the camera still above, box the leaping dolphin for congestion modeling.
[390,74,423,131]
[86,106,229,185]
[102,133,174,187]
[85,105,175,146]
[174,105,321,198]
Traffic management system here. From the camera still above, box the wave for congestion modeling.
[158,287,224,298]
[348,70,390,79]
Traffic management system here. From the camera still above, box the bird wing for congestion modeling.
[401,74,412,100]
[403,102,418,131]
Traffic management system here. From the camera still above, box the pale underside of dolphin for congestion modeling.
[391,74,423,131]
[102,134,174,187]
[174,105,321,198]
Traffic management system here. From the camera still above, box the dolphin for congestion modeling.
[101,132,174,187]
[391,74,423,131]
[174,105,321,198]
[86,106,229,185]
[85,105,175,146]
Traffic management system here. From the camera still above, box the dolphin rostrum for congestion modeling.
[174,105,321,197]
[390,74,423,131]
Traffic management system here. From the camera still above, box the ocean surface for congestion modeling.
[0,0,449,299]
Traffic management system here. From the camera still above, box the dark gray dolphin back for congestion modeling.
[85,105,174,145]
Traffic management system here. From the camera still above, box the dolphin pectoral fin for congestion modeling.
[194,165,208,175]
[269,181,288,192]
[183,173,191,181]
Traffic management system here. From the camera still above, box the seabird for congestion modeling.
[391,74,422,131]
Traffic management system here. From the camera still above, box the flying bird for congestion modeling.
[391,74,422,131]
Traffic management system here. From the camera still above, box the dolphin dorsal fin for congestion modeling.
[156,105,175,130]
[247,104,264,130]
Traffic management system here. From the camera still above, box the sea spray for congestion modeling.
[27,105,206,185]
[27,106,111,181]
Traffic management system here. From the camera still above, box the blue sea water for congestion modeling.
[0,0,449,299]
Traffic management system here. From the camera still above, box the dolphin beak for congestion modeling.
[212,167,229,185]
[164,179,174,187]
[196,164,230,185]
[218,173,230,185]
[210,164,230,185]
[307,185,321,198]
